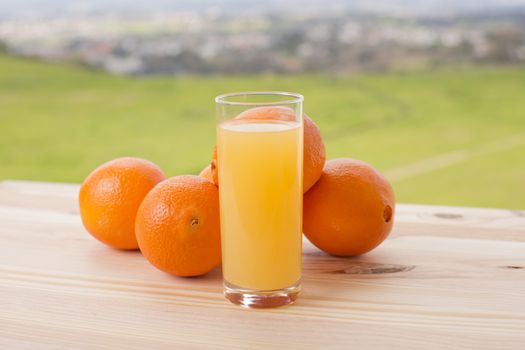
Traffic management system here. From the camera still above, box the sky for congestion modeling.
[2,0,525,19]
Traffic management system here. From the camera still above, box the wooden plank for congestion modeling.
[2,179,524,244]
[0,180,524,349]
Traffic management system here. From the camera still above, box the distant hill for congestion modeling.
[0,54,524,209]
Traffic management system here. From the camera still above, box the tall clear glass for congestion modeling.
[215,92,304,308]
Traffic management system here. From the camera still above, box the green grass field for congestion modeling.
[1,55,524,209]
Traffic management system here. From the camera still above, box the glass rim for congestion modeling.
[215,91,304,106]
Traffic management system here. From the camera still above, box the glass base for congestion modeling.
[224,280,301,309]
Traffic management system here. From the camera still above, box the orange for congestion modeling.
[303,158,395,257]
[210,146,219,185]
[199,164,214,183]
[211,106,326,192]
[135,175,221,277]
[79,157,166,250]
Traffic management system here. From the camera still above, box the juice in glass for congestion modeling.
[215,92,303,308]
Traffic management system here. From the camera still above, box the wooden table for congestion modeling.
[1,180,524,349]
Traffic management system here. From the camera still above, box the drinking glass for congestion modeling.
[215,92,304,308]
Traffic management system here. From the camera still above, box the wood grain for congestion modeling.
[0,180,524,349]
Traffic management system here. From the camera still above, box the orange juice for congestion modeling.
[217,120,303,291]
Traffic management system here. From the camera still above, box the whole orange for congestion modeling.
[211,106,325,193]
[135,175,221,277]
[303,158,395,257]
[79,157,166,250]
[199,164,214,183]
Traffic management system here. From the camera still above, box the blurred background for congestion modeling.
[0,0,524,209]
